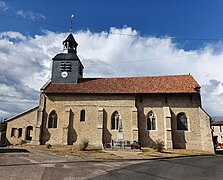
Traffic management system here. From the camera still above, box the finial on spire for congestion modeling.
[70,14,75,33]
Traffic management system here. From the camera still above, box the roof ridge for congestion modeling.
[82,74,193,79]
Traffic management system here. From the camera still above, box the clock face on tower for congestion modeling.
[61,71,68,78]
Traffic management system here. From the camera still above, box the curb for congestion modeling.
[78,154,217,162]
[2,146,216,162]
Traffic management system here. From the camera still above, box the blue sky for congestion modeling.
[0,0,223,120]
[1,0,223,49]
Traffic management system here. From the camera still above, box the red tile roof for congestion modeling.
[212,120,223,125]
[42,75,200,94]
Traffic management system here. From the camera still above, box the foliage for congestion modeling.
[0,122,7,132]
[79,138,89,151]
[46,144,52,149]
[18,140,26,145]
[153,139,165,152]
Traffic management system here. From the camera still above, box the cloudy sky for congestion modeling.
[0,0,223,120]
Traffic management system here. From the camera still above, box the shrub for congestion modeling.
[79,138,89,151]
[46,144,52,149]
[153,139,165,152]
[18,140,26,145]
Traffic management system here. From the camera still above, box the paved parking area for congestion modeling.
[0,147,223,180]
[0,147,142,180]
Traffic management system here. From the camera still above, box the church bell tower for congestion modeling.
[51,16,84,84]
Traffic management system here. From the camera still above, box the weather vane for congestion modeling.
[70,14,75,33]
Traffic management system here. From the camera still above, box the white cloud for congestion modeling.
[16,10,46,21]
[0,31,26,42]
[0,27,223,119]
[0,1,8,11]
[0,1,46,21]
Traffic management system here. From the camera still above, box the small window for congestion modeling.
[11,128,16,137]
[177,112,188,130]
[48,110,58,128]
[111,115,116,130]
[18,128,22,138]
[111,111,120,130]
[80,110,85,122]
[147,111,156,130]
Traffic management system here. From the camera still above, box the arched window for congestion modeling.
[111,111,120,130]
[80,110,85,122]
[48,110,58,128]
[147,111,156,130]
[177,112,188,130]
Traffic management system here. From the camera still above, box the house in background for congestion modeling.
[211,120,223,146]
[5,32,214,153]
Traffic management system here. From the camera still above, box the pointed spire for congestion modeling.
[63,34,78,53]
[63,15,78,53]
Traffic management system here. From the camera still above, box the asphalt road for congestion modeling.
[0,148,222,180]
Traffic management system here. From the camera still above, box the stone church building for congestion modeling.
[5,33,214,152]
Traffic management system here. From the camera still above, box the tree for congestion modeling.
[0,122,7,132]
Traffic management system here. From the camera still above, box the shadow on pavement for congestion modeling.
[90,156,223,180]
[0,148,29,153]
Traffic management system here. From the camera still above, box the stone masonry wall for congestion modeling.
[6,91,213,152]
[35,92,213,152]
[6,109,37,145]
[41,94,136,146]
[136,93,214,152]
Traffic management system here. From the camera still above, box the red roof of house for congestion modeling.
[42,75,200,94]
[212,120,223,125]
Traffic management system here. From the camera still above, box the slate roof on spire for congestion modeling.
[63,33,78,48]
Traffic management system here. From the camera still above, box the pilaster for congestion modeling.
[32,107,43,145]
[132,107,138,141]
[199,107,214,153]
[96,108,104,146]
[164,106,173,149]
[62,108,71,145]
[32,93,45,145]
